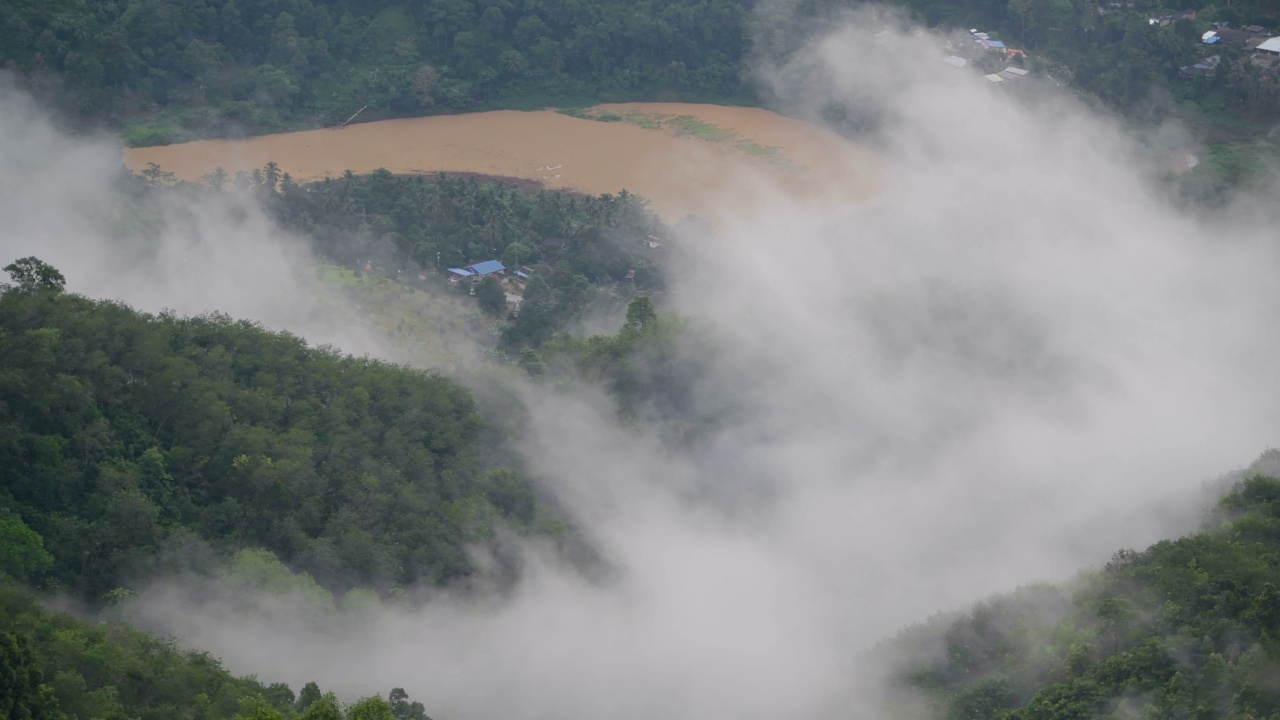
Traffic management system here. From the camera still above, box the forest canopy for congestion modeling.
[0,258,547,602]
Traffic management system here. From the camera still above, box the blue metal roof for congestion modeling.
[466,260,506,275]
[1203,35,1221,43]
[448,268,474,277]
[985,39,1007,48]
[515,270,530,280]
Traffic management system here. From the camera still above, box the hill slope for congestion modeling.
[0,259,546,602]
[882,463,1280,720]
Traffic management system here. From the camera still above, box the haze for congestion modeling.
[3,8,1280,720]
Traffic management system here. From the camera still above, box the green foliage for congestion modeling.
[389,688,430,720]
[298,694,344,720]
[296,683,323,712]
[0,630,62,720]
[887,474,1280,720]
[0,516,54,582]
[0,583,434,719]
[345,697,395,720]
[0,583,287,719]
[257,170,667,338]
[3,258,66,295]
[624,296,657,331]
[475,276,507,315]
[0,265,544,599]
[533,296,729,446]
[0,0,753,142]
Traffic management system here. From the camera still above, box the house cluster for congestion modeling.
[1201,21,1274,48]
[447,259,507,281]
[1146,8,1198,26]
[447,258,534,314]
[940,31,1032,86]
[966,30,1028,61]
[1180,19,1280,77]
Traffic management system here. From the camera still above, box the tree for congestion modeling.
[203,167,229,189]
[3,257,65,294]
[140,162,177,187]
[476,276,506,315]
[517,348,547,376]
[264,162,281,192]
[0,516,54,582]
[0,633,61,720]
[389,689,430,720]
[299,694,344,720]
[297,682,323,711]
[345,696,395,720]
[624,295,656,331]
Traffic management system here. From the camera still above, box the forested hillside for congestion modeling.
[5,0,1280,149]
[0,257,551,604]
[0,583,432,720]
[0,0,752,144]
[883,463,1280,720]
[139,163,670,349]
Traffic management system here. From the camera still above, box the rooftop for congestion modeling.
[465,259,506,276]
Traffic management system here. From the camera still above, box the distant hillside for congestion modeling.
[0,582,433,719]
[879,460,1280,720]
[0,0,753,145]
[0,257,551,603]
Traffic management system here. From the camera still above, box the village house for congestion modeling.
[1205,27,1257,44]
[1256,37,1280,58]
[1180,54,1221,78]
[446,259,506,282]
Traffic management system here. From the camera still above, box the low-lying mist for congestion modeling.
[0,77,483,373]
[5,7,1280,719]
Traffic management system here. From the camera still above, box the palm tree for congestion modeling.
[263,161,281,192]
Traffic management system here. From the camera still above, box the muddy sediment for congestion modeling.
[124,103,877,221]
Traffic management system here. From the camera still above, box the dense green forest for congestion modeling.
[0,256,557,604]
[882,460,1280,720]
[0,253,692,719]
[0,582,431,720]
[1,0,1277,145]
[0,0,752,144]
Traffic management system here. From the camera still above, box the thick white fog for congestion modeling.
[0,76,461,369]
[4,9,1280,720]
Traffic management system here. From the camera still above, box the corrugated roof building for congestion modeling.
[465,260,506,276]
[1257,37,1280,55]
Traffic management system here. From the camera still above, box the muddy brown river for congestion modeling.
[124,103,877,221]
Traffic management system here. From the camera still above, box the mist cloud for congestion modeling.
[0,75,480,371]
[6,9,1280,719]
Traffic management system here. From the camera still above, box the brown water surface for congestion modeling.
[124,103,876,221]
